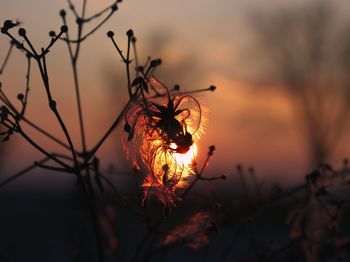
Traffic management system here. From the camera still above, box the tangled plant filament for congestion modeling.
[123,77,205,206]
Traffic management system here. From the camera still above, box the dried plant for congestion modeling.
[122,76,205,207]
[2,1,350,262]
[163,211,217,249]
[0,1,217,261]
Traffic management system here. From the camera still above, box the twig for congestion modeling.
[83,1,118,23]
[181,145,216,199]
[87,98,132,161]
[131,146,217,261]
[0,40,14,74]
[0,157,50,190]
[18,54,31,118]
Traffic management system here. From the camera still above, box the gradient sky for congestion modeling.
[1,0,350,190]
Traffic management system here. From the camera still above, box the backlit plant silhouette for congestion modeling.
[0,0,217,261]
[122,76,205,207]
[2,1,350,262]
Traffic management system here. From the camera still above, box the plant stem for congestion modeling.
[0,41,14,74]
[88,98,132,161]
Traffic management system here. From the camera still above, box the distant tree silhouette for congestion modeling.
[250,1,350,167]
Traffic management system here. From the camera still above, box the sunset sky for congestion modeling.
[1,0,350,190]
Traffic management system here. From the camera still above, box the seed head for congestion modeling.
[209,85,216,91]
[60,25,68,33]
[111,4,118,12]
[126,29,134,37]
[59,9,66,18]
[18,28,26,37]
[209,145,216,155]
[150,59,161,67]
[107,31,114,38]
[2,20,20,32]
[17,93,24,101]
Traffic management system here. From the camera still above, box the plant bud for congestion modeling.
[59,9,66,18]
[111,4,118,11]
[18,28,26,37]
[107,31,114,38]
[209,85,216,91]
[126,29,134,37]
[60,25,68,33]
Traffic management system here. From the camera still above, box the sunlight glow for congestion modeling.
[123,92,205,205]
[171,143,198,168]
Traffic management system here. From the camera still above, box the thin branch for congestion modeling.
[71,47,87,153]
[67,0,79,18]
[181,146,215,199]
[174,86,216,96]
[18,55,31,118]
[0,85,75,152]
[0,157,50,190]
[2,31,34,57]
[108,33,126,61]
[22,117,75,153]
[21,33,38,57]
[35,51,79,166]
[83,1,118,23]
[131,37,139,75]
[82,0,87,18]
[63,11,115,43]
[125,31,133,98]
[87,98,132,161]
[0,41,14,74]
[39,29,65,58]
[18,128,71,169]
[34,161,74,173]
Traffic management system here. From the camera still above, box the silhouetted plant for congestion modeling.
[0,1,217,261]
[3,1,350,262]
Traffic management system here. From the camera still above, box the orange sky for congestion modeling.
[1,0,350,188]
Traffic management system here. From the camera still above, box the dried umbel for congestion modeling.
[123,77,205,206]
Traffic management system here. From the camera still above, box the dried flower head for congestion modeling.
[123,77,205,206]
[163,211,217,249]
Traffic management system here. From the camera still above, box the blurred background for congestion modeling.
[1,0,350,261]
[1,0,350,188]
